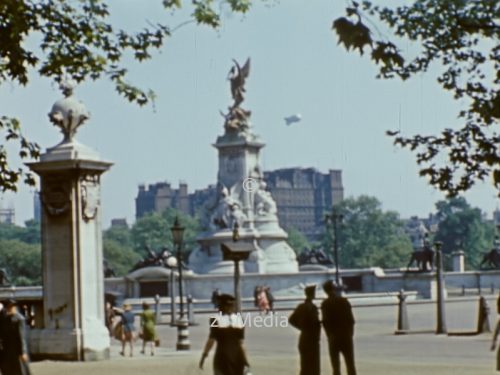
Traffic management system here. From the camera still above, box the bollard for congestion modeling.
[187,294,197,326]
[462,285,465,296]
[492,284,495,294]
[396,289,410,332]
[176,316,191,351]
[477,296,491,334]
[154,294,161,324]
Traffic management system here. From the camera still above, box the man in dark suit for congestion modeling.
[0,299,31,375]
[289,284,321,375]
[321,280,357,375]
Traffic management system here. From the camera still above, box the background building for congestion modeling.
[263,168,343,238]
[136,182,191,218]
[135,168,343,239]
[34,191,41,222]
[0,207,15,224]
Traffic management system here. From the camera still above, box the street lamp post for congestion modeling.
[166,255,178,327]
[434,240,447,334]
[325,210,343,286]
[232,223,241,311]
[170,216,190,350]
[220,222,254,313]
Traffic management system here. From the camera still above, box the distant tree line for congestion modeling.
[288,196,496,271]
[0,197,495,286]
[0,207,200,285]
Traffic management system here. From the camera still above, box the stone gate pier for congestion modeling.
[27,81,112,360]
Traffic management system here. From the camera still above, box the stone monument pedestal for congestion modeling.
[27,82,112,360]
[189,59,298,274]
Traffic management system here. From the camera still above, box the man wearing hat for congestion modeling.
[321,281,357,375]
[0,299,31,375]
[289,284,321,375]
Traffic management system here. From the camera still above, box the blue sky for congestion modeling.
[0,0,497,227]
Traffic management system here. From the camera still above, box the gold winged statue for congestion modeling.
[228,58,250,109]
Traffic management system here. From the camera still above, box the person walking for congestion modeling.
[140,302,157,356]
[253,286,259,308]
[119,304,136,357]
[288,285,321,375]
[199,294,251,375]
[257,287,270,315]
[0,299,31,375]
[264,286,275,313]
[321,280,357,375]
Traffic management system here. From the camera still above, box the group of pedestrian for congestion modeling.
[110,302,158,357]
[289,280,356,375]
[0,299,32,375]
[253,285,274,314]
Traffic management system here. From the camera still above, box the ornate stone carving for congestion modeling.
[208,184,247,230]
[254,181,278,220]
[48,78,90,142]
[81,174,100,221]
[42,181,71,216]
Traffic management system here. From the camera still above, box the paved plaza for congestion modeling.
[30,297,498,375]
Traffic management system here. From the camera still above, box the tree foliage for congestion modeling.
[130,207,201,258]
[0,219,40,244]
[286,227,311,255]
[103,239,140,276]
[333,0,499,196]
[3,1,497,197]
[323,196,413,269]
[0,239,41,286]
[0,0,254,191]
[434,197,495,269]
[103,223,133,248]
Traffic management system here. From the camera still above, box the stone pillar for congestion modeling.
[27,80,112,360]
[452,251,465,273]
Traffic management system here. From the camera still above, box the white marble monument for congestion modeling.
[189,59,298,274]
[27,80,112,360]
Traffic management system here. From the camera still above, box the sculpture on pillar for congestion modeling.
[27,76,113,361]
[130,246,183,272]
[480,236,500,269]
[297,247,334,266]
[48,78,90,142]
[103,259,116,278]
[406,236,434,272]
[222,58,252,135]
[188,57,299,274]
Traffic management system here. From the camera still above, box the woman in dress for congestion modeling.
[140,302,157,356]
[120,304,136,357]
[199,294,250,375]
